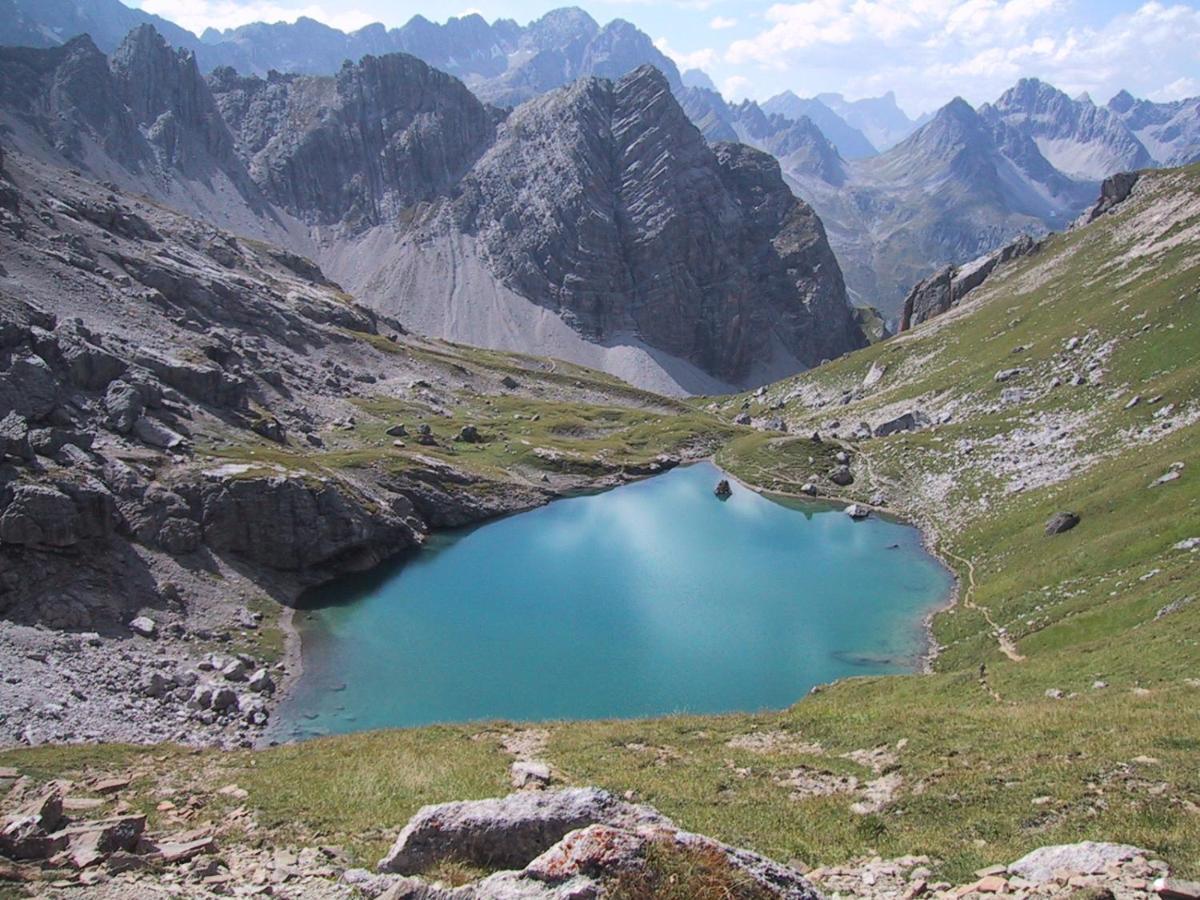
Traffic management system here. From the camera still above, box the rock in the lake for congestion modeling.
[1045,512,1080,535]
[845,504,870,520]
[714,479,732,499]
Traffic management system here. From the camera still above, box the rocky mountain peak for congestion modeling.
[760,91,876,160]
[425,64,863,383]
[910,97,987,156]
[0,33,146,169]
[585,21,681,88]
[681,68,716,92]
[109,24,241,177]
[989,77,1152,180]
[527,7,600,48]
[1108,89,1136,114]
[210,47,497,229]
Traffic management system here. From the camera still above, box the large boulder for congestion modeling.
[873,411,928,437]
[103,381,146,435]
[0,482,117,547]
[1045,511,1080,535]
[140,358,247,410]
[1009,842,1147,883]
[0,787,65,860]
[32,330,127,391]
[378,788,670,875]
[0,354,60,421]
[199,475,414,572]
[374,790,821,899]
[524,823,820,900]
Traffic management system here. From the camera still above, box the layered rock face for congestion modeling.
[0,36,147,169]
[209,52,497,229]
[440,67,863,381]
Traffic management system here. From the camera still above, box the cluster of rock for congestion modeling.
[805,842,1187,900]
[0,623,281,748]
[0,780,214,880]
[353,788,821,899]
[4,765,1197,899]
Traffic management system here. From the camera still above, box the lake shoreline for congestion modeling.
[269,458,954,741]
[719,466,959,675]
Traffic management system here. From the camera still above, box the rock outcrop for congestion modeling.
[374,788,821,899]
[209,53,497,230]
[1080,170,1141,225]
[432,66,863,383]
[900,232,1043,331]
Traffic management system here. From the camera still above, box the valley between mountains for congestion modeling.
[0,6,1198,900]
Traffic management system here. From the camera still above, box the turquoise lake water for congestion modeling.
[271,461,953,740]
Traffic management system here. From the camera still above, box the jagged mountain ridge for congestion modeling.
[984,78,1154,181]
[815,91,927,152]
[760,91,877,160]
[678,84,1096,319]
[0,28,864,394]
[1108,89,1200,169]
[1,0,683,111]
[8,0,1197,332]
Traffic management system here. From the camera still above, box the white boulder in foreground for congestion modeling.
[374,787,820,899]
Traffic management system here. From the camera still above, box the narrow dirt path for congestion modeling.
[849,442,1025,666]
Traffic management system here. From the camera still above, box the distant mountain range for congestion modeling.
[681,77,1200,315]
[4,0,1199,322]
[0,28,865,394]
[0,0,684,107]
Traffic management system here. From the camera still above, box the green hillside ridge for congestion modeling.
[3,165,1198,889]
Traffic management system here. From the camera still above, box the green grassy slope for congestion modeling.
[3,166,1198,887]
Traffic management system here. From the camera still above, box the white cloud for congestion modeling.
[721,1,1200,114]
[709,15,738,29]
[1151,76,1200,102]
[654,37,719,71]
[723,74,753,100]
[136,0,376,35]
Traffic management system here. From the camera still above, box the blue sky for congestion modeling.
[130,0,1200,116]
